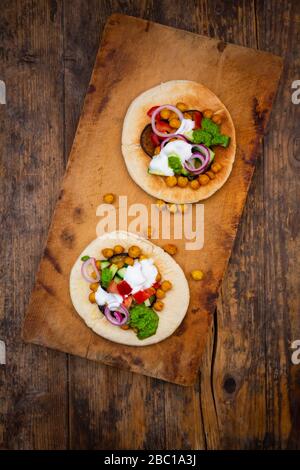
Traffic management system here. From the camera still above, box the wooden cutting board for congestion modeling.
[23,14,282,386]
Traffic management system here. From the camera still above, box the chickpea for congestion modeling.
[161,280,172,292]
[160,108,171,120]
[156,272,162,282]
[125,256,134,266]
[139,254,148,261]
[116,260,125,269]
[89,282,99,292]
[114,245,124,254]
[168,111,177,120]
[166,176,177,187]
[121,324,130,330]
[102,248,114,258]
[103,193,115,204]
[91,271,98,279]
[156,288,165,299]
[89,292,96,303]
[163,244,177,256]
[203,109,213,119]
[147,225,152,239]
[153,300,164,311]
[128,245,141,258]
[206,170,215,180]
[198,174,210,186]
[156,199,165,210]
[211,162,222,173]
[177,176,188,188]
[95,260,101,270]
[176,102,188,112]
[178,204,188,213]
[191,270,204,281]
[167,203,177,214]
[212,114,222,125]
[154,146,161,155]
[169,118,181,129]
[184,112,193,120]
[190,179,200,190]
[147,287,156,296]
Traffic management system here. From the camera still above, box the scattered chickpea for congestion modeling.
[163,244,177,256]
[203,109,213,119]
[103,193,115,204]
[176,102,188,112]
[167,203,177,214]
[206,170,216,180]
[89,292,96,303]
[95,260,101,270]
[166,175,177,187]
[191,270,204,281]
[190,179,200,190]
[184,112,193,120]
[121,324,130,330]
[211,162,222,173]
[89,282,99,292]
[114,245,124,254]
[154,146,161,155]
[177,176,188,188]
[102,248,114,258]
[161,280,172,292]
[153,300,164,311]
[128,245,141,258]
[125,256,134,266]
[156,199,165,210]
[198,174,210,186]
[212,114,222,125]
[156,272,162,282]
[160,108,171,120]
[156,288,165,299]
[169,118,181,129]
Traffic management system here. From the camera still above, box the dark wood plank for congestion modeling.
[0,0,68,449]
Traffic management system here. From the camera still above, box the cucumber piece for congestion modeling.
[114,275,123,284]
[100,260,110,270]
[144,299,151,307]
[144,295,156,307]
[117,267,127,279]
[109,264,118,278]
[209,149,215,163]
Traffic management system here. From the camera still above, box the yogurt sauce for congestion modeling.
[149,140,193,176]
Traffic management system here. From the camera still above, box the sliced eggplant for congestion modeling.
[108,253,128,265]
[140,124,155,157]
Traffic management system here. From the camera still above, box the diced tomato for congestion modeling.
[123,295,133,310]
[117,280,132,296]
[133,290,152,304]
[156,121,172,134]
[150,132,161,147]
[194,111,202,129]
[152,282,161,289]
[107,280,119,294]
[147,106,160,117]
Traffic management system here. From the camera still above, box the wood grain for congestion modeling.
[1,0,299,450]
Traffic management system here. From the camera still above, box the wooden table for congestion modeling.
[0,0,299,450]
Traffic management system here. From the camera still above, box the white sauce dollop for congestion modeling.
[176,118,195,136]
[124,259,158,294]
[149,140,193,176]
[95,286,123,311]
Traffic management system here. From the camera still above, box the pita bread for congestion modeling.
[70,231,190,346]
[122,80,236,203]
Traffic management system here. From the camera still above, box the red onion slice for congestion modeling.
[184,145,211,175]
[81,257,100,283]
[160,134,188,149]
[104,304,129,326]
[151,105,183,138]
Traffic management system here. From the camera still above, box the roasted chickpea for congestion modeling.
[91,271,98,279]
[198,174,210,186]
[161,280,172,292]
[176,102,188,112]
[128,245,141,258]
[206,170,216,180]
[160,108,171,119]
[191,270,204,281]
[177,176,188,188]
[169,118,181,129]
[156,272,162,282]
[153,300,164,311]
[121,324,130,330]
[156,199,165,210]
[147,225,152,238]
[89,292,96,303]
[212,114,222,125]
[178,203,188,213]
[167,203,177,214]
[95,260,101,270]
[211,162,222,173]
[156,288,165,299]
[163,244,177,256]
[166,176,177,187]
[154,146,161,155]
[116,260,125,269]
[102,248,114,258]
[114,245,124,254]
[89,282,99,292]
[103,193,115,204]
[190,179,200,190]
[184,112,193,120]
[203,109,213,119]
[139,254,148,261]
[125,256,134,266]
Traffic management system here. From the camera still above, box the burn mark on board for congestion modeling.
[44,247,62,274]
[98,95,110,114]
[252,97,268,135]
[87,84,96,94]
[175,321,187,336]
[49,0,57,22]
[60,228,75,248]
[217,41,227,53]
[73,206,84,223]
[39,281,55,296]
[145,21,150,32]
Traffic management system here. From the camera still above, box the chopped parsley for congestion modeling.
[192,117,230,148]
[168,155,183,174]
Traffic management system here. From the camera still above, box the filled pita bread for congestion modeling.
[70,231,190,346]
[122,80,236,203]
